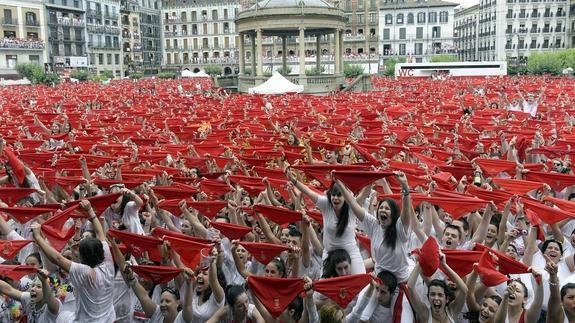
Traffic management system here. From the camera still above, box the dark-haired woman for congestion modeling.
[31,200,116,322]
[335,171,413,281]
[287,170,365,274]
[207,285,265,323]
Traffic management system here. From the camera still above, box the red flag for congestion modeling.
[239,241,290,264]
[131,265,182,284]
[332,170,393,194]
[247,276,305,318]
[253,204,302,225]
[209,221,252,240]
[492,178,545,195]
[312,274,371,308]
[0,240,32,260]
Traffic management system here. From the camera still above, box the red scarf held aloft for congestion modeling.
[0,240,32,260]
[209,221,252,240]
[247,276,305,318]
[332,170,393,194]
[491,178,545,195]
[476,250,509,287]
[252,204,302,225]
[238,241,290,265]
[312,274,372,308]
[411,236,440,277]
[131,265,182,285]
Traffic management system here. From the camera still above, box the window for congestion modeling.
[370,13,377,23]
[399,27,406,40]
[556,22,563,32]
[429,12,437,23]
[439,11,448,23]
[29,55,40,64]
[115,54,119,64]
[25,12,37,25]
[357,14,363,23]
[399,43,406,55]
[107,54,112,64]
[415,43,423,55]
[432,26,441,38]
[417,12,426,23]
[385,14,392,25]
[416,27,423,39]
[98,53,104,64]
[6,55,16,68]
[383,28,390,40]
[397,13,404,24]
[407,13,414,24]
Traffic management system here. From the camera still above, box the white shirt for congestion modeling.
[191,292,224,323]
[20,292,60,323]
[360,210,411,282]
[148,306,186,323]
[316,196,365,274]
[68,240,116,322]
[123,201,145,235]
[522,100,539,117]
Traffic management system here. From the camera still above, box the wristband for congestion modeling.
[401,188,410,196]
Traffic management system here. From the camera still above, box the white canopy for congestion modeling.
[181,69,210,78]
[248,72,304,94]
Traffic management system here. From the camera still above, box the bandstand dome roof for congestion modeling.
[253,0,333,8]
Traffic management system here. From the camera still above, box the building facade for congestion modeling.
[454,4,479,61]
[120,0,142,76]
[139,0,162,73]
[0,0,47,77]
[455,0,570,62]
[379,0,458,63]
[86,0,123,76]
[161,0,239,74]
[45,0,88,71]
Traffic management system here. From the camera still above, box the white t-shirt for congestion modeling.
[316,195,365,274]
[360,210,411,282]
[112,271,135,322]
[68,240,116,322]
[191,292,224,323]
[148,306,186,323]
[20,292,61,323]
[522,100,539,117]
[122,201,145,235]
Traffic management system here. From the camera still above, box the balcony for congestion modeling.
[86,9,102,18]
[0,38,45,50]
[89,44,120,50]
[343,34,366,41]
[87,24,121,35]
[25,20,40,27]
[1,18,17,26]
[105,12,119,20]
[49,17,85,27]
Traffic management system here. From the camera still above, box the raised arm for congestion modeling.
[31,222,73,273]
[470,202,495,245]
[179,200,208,238]
[546,257,563,323]
[254,211,282,245]
[181,269,195,323]
[442,252,469,315]
[208,249,225,303]
[406,263,429,323]
[38,269,60,315]
[80,199,106,241]
[123,264,158,318]
[231,240,250,279]
[287,169,320,203]
[395,171,413,232]
[465,265,481,312]
[335,178,366,222]
[525,269,544,323]
[0,278,22,300]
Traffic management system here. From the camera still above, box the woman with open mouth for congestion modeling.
[546,257,575,323]
[493,270,544,323]
[0,269,61,323]
[408,252,468,323]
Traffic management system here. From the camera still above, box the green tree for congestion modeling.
[15,63,60,85]
[343,64,364,78]
[70,69,90,81]
[305,66,325,76]
[383,57,406,77]
[526,52,562,75]
[204,64,222,76]
[429,54,458,63]
[157,71,176,79]
[100,69,114,80]
[129,72,144,79]
[276,65,292,76]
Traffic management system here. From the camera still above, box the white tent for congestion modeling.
[248,72,304,94]
[181,69,211,78]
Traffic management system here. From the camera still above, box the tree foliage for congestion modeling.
[305,65,325,76]
[343,64,364,78]
[129,72,144,79]
[383,57,406,77]
[429,54,458,63]
[276,65,292,76]
[15,63,60,85]
[157,72,176,79]
[204,64,222,76]
[70,69,90,81]
[525,49,575,75]
[100,69,114,80]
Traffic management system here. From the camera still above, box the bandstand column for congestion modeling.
[334,29,340,74]
[281,36,287,72]
[250,33,256,75]
[299,27,306,77]
[256,28,263,77]
[238,32,245,75]
[316,34,321,72]
[338,29,344,74]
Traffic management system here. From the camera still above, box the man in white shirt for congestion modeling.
[31,200,116,322]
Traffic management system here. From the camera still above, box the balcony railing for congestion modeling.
[49,17,85,27]
[1,18,17,26]
[25,20,40,27]
[0,38,45,49]
[87,24,121,35]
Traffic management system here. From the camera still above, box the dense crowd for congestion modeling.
[0,75,573,323]
[0,38,45,49]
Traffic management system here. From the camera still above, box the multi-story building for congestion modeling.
[379,0,458,62]
[340,0,380,57]
[454,4,479,61]
[0,0,47,77]
[86,0,123,77]
[139,0,162,73]
[161,0,239,75]
[45,0,88,71]
[120,0,142,76]
[455,0,570,62]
